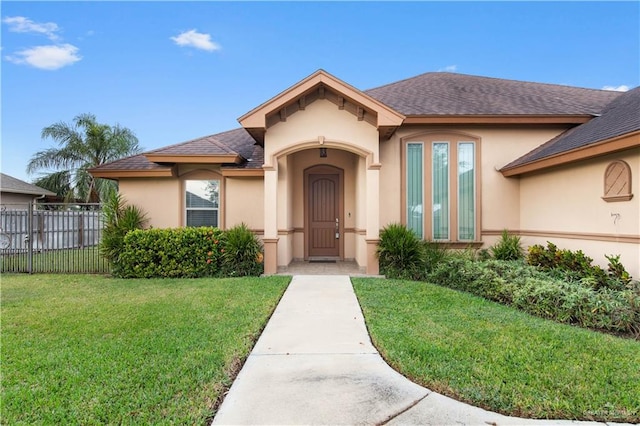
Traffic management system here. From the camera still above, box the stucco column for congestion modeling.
[365,164,381,275]
[263,167,278,275]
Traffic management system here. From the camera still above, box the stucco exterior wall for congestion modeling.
[118,178,181,228]
[1,193,37,209]
[379,137,401,228]
[225,177,264,230]
[276,156,294,265]
[118,165,224,229]
[355,156,367,265]
[264,99,379,163]
[519,148,640,277]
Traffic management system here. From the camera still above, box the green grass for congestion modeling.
[1,274,290,424]
[1,247,110,273]
[352,278,640,422]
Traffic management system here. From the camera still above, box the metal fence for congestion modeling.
[0,203,109,274]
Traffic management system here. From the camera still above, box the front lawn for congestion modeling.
[353,278,640,423]
[1,274,290,424]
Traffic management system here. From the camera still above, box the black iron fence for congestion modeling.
[0,203,109,274]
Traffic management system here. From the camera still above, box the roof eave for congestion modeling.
[221,168,264,177]
[89,167,177,180]
[143,154,243,164]
[501,131,640,177]
[1,188,56,196]
[403,115,594,125]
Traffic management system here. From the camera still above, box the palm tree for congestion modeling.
[27,113,142,203]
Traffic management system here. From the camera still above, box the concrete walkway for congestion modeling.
[212,276,633,426]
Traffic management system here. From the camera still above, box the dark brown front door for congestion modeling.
[308,173,340,257]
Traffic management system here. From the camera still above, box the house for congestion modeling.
[0,173,56,209]
[90,70,639,277]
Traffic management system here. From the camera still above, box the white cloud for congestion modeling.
[438,65,458,72]
[602,85,630,92]
[2,16,60,41]
[171,29,220,52]
[5,44,81,70]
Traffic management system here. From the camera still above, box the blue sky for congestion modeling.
[2,1,639,183]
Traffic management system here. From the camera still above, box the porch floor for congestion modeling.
[276,260,377,276]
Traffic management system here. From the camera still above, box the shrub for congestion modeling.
[114,225,264,279]
[490,230,524,261]
[422,240,449,274]
[377,224,425,280]
[527,242,557,269]
[427,256,479,292]
[476,248,492,261]
[428,257,529,304]
[527,242,628,291]
[117,227,224,278]
[100,192,148,272]
[220,223,264,277]
[427,257,640,336]
[606,254,632,285]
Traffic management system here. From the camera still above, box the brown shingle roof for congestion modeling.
[0,173,56,196]
[503,87,640,170]
[147,131,239,156]
[365,72,622,116]
[222,144,264,170]
[93,72,634,176]
[88,153,172,171]
[90,128,261,172]
[211,128,263,169]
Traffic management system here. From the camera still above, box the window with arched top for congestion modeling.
[603,160,633,202]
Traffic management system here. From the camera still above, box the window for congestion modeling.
[185,180,219,227]
[458,143,475,240]
[404,133,479,242]
[406,143,424,238]
[432,142,449,240]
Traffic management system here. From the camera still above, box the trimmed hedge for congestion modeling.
[114,225,263,278]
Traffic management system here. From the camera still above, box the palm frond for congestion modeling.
[32,171,72,197]
[29,113,140,203]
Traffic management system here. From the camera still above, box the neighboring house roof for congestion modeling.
[0,173,56,196]
[502,87,640,176]
[365,72,621,116]
[186,191,216,208]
